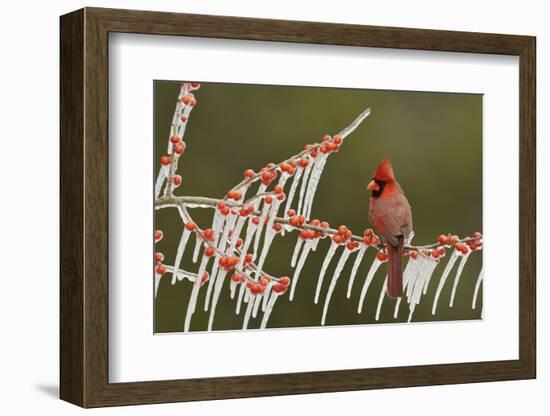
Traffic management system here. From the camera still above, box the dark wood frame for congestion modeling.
[60,7,536,408]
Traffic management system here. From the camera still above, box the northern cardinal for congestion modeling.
[367,159,413,298]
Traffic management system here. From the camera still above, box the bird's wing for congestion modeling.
[370,194,413,246]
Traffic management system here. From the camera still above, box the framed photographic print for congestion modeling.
[60,7,536,407]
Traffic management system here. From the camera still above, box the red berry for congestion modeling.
[338,225,348,235]
[333,135,343,144]
[299,158,309,168]
[332,235,343,244]
[327,142,338,152]
[320,146,328,153]
[244,169,255,178]
[154,230,163,241]
[236,238,243,248]
[259,276,269,287]
[449,235,459,245]
[455,243,466,253]
[280,162,291,172]
[204,247,215,257]
[221,207,230,216]
[310,149,318,158]
[160,156,171,166]
[154,252,164,262]
[276,192,285,201]
[346,241,356,250]
[201,272,209,285]
[376,251,388,261]
[473,232,482,238]
[190,82,201,89]
[239,207,251,217]
[174,142,186,154]
[252,216,260,225]
[227,190,236,199]
[233,192,242,201]
[185,222,196,231]
[180,115,187,122]
[438,234,448,245]
[322,135,331,142]
[182,95,191,105]
[299,216,305,225]
[203,228,214,240]
[299,229,309,239]
[287,209,296,217]
[363,236,372,245]
[170,135,181,144]
[155,264,166,274]
[245,254,253,263]
[265,196,273,204]
[274,184,283,193]
[272,284,287,293]
[280,276,290,286]
[172,175,182,186]
[231,273,243,283]
[273,223,282,232]
[410,251,418,259]
[364,228,374,237]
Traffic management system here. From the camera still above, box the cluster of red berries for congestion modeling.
[218,255,240,272]
[376,250,389,262]
[437,231,482,255]
[154,251,166,275]
[239,205,254,217]
[319,134,343,154]
[260,166,278,186]
[362,228,380,246]
[272,276,291,294]
[226,190,242,201]
[279,161,297,176]
[332,225,352,245]
[169,135,186,155]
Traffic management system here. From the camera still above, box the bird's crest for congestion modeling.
[372,158,395,182]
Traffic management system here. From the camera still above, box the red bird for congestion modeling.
[367,159,413,298]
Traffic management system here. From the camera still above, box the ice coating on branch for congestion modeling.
[432,250,460,315]
[321,248,352,325]
[154,166,169,198]
[171,228,192,285]
[357,258,382,314]
[291,236,305,268]
[472,267,483,310]
[297,156,314,217]
[314,242,339,304]
[290,240,315,301]
[449,252,471,307]
[207,269,228,331]
[375,277,387,321]
[260,293,280,329]
[303,153,329,220]
[347,245,367,298]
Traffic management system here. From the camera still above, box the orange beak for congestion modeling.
[367,180,380,192]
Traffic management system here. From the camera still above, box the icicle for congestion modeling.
[357,258,382,314]
[472,267,484,309]
[449,252,471,307]
[255,198,282,277]
[261,280,275,311]
[184,266,202,332]
[230,280,238,299]
[304,154,329,220]
[207,270,227,331]
[253,203,270,258]
[291,236,305,268]
[314,242,339,304]
[252,294,262,318]
[228,216,246,253]
[242,293,256,330]
[235,283,246,314]
[393,257,417,318]
[154,166,169,198]
[192,236,202,263]
[432,250,460,315]
[283,165,304,220]
[411,258,438,306]
[289,240,315,301]
[171,229,191,285]
[260,293,280,329]
[296,157,314,217]
[347,245,367,298]
[375,277,388,321]
[212,211,225,247]
[405,256,426,300]
[154,274,162,298]
[321,248,352,325]
[193,254,210,313]
[238,220,258,268]
[407,303,416,323]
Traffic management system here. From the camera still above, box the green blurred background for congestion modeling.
[153,81,482,333]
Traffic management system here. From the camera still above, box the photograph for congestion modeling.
[153,81,483,333]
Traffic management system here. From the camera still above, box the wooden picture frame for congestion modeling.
[60,7,536,407]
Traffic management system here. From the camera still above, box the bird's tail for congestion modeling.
[386,237,404,298]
